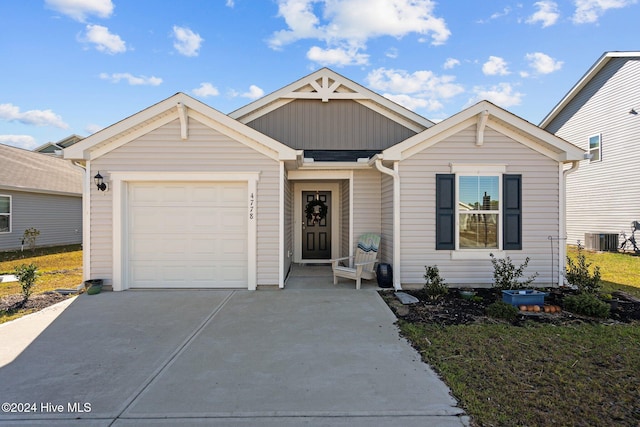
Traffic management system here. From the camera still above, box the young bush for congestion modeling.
[563,293,610,319]
[14,263,39,304]
[566,243,601,294]
[489,253,538,290]
[486,301,519,321]
[424,265,448,301]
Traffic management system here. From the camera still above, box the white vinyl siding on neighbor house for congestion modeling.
[89,118,281,288]
[0,190,82,251]
[545,57,640,245]
[398,125,560,286]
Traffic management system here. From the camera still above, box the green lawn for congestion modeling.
[399,248,640,427]
[0,245,83,323]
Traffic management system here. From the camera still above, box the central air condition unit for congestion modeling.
[584,233,619,252]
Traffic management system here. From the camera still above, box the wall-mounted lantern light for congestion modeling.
[94,171,108,191]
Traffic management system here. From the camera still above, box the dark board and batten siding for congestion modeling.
[246,99,417,150]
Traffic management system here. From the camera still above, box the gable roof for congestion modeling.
[0,143,82,196]
[540,51,640,128]
[34,134,84,155]
[381,100,585,163]
[228,68,434,133]
[64,92,300,162]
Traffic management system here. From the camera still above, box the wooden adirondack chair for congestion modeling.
[332,233,381,290]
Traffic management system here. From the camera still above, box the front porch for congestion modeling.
[284,263,384,290]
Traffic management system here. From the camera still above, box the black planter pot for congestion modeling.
[376,263,393,288]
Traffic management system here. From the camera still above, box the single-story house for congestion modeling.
[0,143,83,251]
[64,68,584,291]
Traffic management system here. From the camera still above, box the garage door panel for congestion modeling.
[128,182,248,289]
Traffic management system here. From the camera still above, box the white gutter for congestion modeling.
[373,157,402,290]
[558,160,581,286]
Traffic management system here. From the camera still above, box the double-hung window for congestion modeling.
[436,165,522,254]
[588,134,601,162]
[0,195,10,233]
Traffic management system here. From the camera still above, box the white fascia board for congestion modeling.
[540,51,640,128]
[64,92,298,162]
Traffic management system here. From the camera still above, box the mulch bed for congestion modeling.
[0,293,71,317]
[381,287,640,326]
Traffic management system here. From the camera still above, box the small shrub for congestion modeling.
[424,265,448,301]
[486,301,519,321]
[489,253,539,290]
[22,227,40,252]
[563,293,610,319]
[14,263,39,304]
[565,243,601,294]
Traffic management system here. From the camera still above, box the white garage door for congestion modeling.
[128,182,248,288]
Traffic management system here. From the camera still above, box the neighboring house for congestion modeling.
[64,68,583,291]
[34,134,84,155]
[541,51,640,248]
[0,143,83,251]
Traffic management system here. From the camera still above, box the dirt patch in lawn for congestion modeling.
[380,287,640,326]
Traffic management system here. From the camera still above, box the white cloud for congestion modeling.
[443,58,460,69]
[0,135,38,150]
[527,1,560,27]
[172,26,204,57]
[385,47,399,59]
[226,0,235,6]
[85,124,103,134]
[572,0,638,24]
[192,82,220,97]
[306,46,369,66]
[269,0,450,65]
[477,7,513,23]
[83,24,127,54]
[525,52,563,74]
[482,56,510,76]
[382,93,443,112]
[45,0,114,22]
[0,103,69,129]
[99,72,163,86]
[470,83,523,108]
[241,85,265,100]
[366,67,464,112]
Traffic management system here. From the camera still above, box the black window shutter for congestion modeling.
[503,174,522,250]
[436,174,455,250]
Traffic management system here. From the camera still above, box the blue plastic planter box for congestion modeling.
[502,290,546,307]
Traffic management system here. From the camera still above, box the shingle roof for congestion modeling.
[0,143,82,195]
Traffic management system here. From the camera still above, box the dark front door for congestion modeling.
[302,191,331,259]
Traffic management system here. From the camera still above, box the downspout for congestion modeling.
[374,158,402,290]
[559,160,580,286]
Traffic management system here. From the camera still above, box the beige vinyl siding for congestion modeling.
[90,118,280,286]
[545,57,640,245]
[399,125,560,286]
[380,173,393,264]
[246,99,417,150]
[341,179,350,258]
[351,169,381,252]
[0,190,82,251]
[283,172,293,278]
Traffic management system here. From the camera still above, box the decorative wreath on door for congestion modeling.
[305,199,328,224]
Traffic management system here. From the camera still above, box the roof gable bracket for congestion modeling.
[476,110,489,146]
[177,102,188,140]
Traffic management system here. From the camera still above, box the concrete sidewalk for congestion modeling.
[0,289,468,426]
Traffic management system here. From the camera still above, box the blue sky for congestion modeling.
[1,0,639,150]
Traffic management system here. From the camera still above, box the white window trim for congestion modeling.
[588,134,601,163]
[0,194,11,234]
[450,164,505,260]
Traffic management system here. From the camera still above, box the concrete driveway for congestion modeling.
[0,289,468,426]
